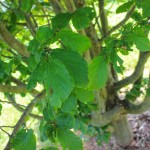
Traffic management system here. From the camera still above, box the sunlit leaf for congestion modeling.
[58,29,91,54]
[72,7,95,29]
[88,55,108,89]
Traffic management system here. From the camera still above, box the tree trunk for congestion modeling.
[112,115,133,147]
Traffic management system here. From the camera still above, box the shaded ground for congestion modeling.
[84,111,150,150]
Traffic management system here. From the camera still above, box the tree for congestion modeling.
[0,0,150,149]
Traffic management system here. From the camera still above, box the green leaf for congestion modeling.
[36,26,54,43]
[88,55,108,89]
[27,39,40,54]
[72,7,95,29]
[116,1,134,14]
[43,104,55,122]
[56,113,75,129]
[110,50,125,74]
[20,0,35,12]
[58,29,91,54]
[52,13,72,30]
[11,129,36,150]
[45,59,74,107]
[61,94,77,114]
[57,128,83,150]
[39,120,48,142]
[142,0,150,18]
[74,88,94,103]
[41,122,56,142]
[28,59,74,108]
[126,33,150,51]
[40,147,59,150]
[51,49,88,87]
[0,103,2,115]
[0,60,5,79]
[28,54,38,72]
[5,60,13,75]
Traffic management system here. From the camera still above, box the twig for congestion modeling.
[92,3,102,34]
[4,90,45,150]
[33,14,53,17]
[24,14,36,37]
[114,52,150,90]
[0,127,10,137]
[0,2,11,10]
[0,126,14,128]
[0,54,13,59]
[0,99,26,108]
[41,7,50,27]
[100,5,136,41]
[29,12,38,29]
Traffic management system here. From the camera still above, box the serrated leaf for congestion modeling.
[72,7,95,29]
[88,55,108,90]
[116,1,134,14]
[56,113,75,129]
[11,129,36,150]
[61,94,77,114]
[127,33,150,51]
[20,0,35,12]
[28,59,74,108]
[52,13,72,30]
[45,59,74,108]
[51,49,88,87]
[57,128,83,150]
[58,29,91,54]
[0,103,2,115]
[74,88,94,103]
[36,26,54,43]
[142,0,150,18]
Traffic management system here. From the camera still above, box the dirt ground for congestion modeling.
[84,111,150,150]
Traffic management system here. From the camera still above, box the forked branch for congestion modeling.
[114,52,150,90]
[4,90,45,150]
[100,5,136,41]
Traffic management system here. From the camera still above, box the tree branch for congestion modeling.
[91,105,126,127]
[0,127,10,137]
[6,94,43,120]
[121,75,150,114]
[49,0,65,14]
[98,0,108,36]
[24,14,36,37]
[0,21,29,57]
[0,84,38,96]
[4,90,45,150]
[100,5,136,41]
[114,52,150,90]
[64,0,76,12]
